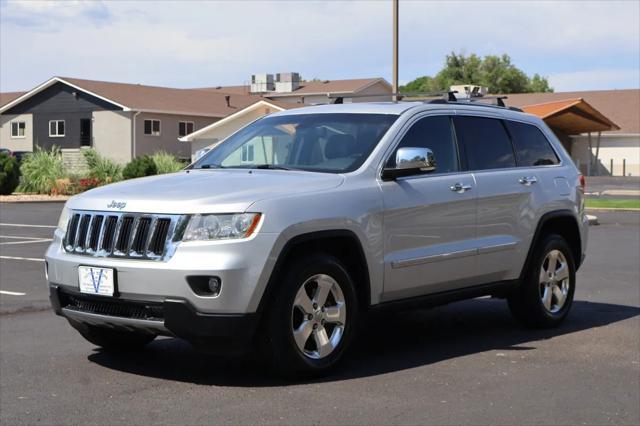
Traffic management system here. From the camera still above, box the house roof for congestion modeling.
[1,76,388,117]
[505,89,639,134]
[179,99,305,142]
[198,78,391,98]
[0,77,265,118]
[0,91,26,107]
[521,98,620,134]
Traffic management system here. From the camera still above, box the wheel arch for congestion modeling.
[256,230,372,317]
[521,210,583,280]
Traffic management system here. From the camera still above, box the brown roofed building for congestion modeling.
[0,74,393,164]
[506,89,640,176]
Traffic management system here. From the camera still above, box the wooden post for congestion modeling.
[392,0,399,102]
[594,131,602,176]
[623,159,626,176]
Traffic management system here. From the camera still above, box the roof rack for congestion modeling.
[325,91,523,112]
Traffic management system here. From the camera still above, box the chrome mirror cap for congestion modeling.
[395,147,436,172]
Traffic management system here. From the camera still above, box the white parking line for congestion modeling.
[0,255,45,262]
[0,290,26,296]
[0,239,52,245]
[0,223,57,229]
[0,235,52,240]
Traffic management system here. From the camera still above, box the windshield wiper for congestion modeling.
[252,164,295,171]
[198,164,225,169]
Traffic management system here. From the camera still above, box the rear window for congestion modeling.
[453,116,516,170]
[505,121,560,167]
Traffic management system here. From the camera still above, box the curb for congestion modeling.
[0,199,69,204]
[585,207,640,212]
[586,214,599,226]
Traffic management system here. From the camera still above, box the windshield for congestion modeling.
[192,113,398,173]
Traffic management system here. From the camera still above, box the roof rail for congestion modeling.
[324,91,523,111]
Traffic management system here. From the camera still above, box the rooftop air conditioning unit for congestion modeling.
[251,74,274,93]
[275,72,301,93]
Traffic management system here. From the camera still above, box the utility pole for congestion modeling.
[392,0,399,101]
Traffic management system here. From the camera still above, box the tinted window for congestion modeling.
[388,115,458,174]
[505,121,559,166]
[454,116,516,170]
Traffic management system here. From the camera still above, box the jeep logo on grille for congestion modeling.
[107,200,127,210]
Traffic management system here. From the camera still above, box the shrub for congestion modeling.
[0,152,20,195]
[82,148,122,183]
[122,155,157,180]
[152,151,185,174]
[17,146,66,194]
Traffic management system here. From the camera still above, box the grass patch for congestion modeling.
[585,198,640,209]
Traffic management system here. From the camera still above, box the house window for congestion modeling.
[144,119,161,136]
[241,144,254,163]
[178,121,194,137]
[10,121,26,138]
[49,120,65,137]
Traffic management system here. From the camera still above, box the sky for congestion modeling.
[1,0,639,93]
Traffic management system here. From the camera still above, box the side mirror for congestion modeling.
[382,147,436,180]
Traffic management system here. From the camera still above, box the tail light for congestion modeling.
[579,174,586,191]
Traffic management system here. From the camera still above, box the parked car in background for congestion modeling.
[46,99,588,377]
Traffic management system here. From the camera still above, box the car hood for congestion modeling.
[67,169,345,214]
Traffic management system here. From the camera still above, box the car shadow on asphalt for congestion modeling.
[87,299,639,386]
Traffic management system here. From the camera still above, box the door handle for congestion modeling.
[518,176,538,186]
[450,182,472,193]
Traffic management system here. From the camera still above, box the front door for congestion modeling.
[80,118,92,147]
[381,114,478,301]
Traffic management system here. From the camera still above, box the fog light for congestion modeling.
[187,276,222,297]
[208,277,222,297]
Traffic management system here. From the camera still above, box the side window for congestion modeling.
[387,115,458,174]
[505,121,559,167]
[453,116,515,170]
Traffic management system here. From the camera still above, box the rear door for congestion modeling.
[453,115,548,283]
[381,114,478,301]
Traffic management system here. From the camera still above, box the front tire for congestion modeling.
[262,253,359,378]
[508,233,576,328]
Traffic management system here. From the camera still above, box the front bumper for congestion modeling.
[45,229,279,314]
[50,284,259,353]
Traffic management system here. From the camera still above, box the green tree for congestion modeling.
[400,52,553,94]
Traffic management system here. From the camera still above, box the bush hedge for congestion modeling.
[82,148,123,183]
[122,155,157,180]
[152,151,185,174]
[17,147,66,194]
[0,152,20,195]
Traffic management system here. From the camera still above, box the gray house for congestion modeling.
[0,77,265,163]
[1,75,394,164]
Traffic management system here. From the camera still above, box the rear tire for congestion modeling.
[508,233,576,328]
[261,253,359,378]
[72,323,156,352]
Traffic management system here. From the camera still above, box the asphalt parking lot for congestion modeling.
[0,202,638,425]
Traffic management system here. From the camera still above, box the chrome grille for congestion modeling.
[64,211,184,261]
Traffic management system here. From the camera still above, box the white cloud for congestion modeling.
[549,69,640,91]
[1,0,638,91]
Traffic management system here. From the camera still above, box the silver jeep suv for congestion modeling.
[46,100,589,376]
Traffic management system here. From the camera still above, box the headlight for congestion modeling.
[57,206,70,231]
[183,213,261,241]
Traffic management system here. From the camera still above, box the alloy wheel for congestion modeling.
[291,274,346,359]
[539,249,570,314]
